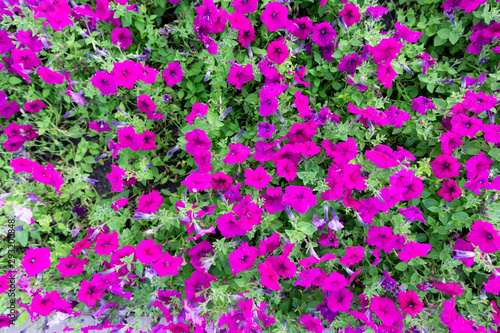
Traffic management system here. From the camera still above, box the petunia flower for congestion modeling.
[289,17,313,40]
[244,167,272,190]
[56,256,88,277]
[232,0,257,14]
[338,53,362,74]
[111,27,133,50]
[397,241,432,262]
[339,246,364,266]
[369,37,404,64]
[450,113,483,138]
[341,164,366,190]
[453,238,475,267]
[268,254,297,279]
[377,61,397,88]
[397,290,424,317]
[416,51,436,74]
[339,3,361,27]
[282,186,317,214]
[37,67,65,84]
[223,143,251,164]
[267,37,289,65]
[89,120,111,133]
[185,129,211,155]
[435,281,464,296]
[227,63,254,90]
[467,220,500,253]
[30,290,70,317]
[366,6,387,19]
[394,22,422,43]
[90,70,117,95]
[78,280,105,307]
[311,21,337,47]
[429,154,461,179]
[261,2,288,32]
[135,239,163,264]
[21,247,51,277]
[94,231,120,255]
[370,296,399,325]
[399,206,425,223]
[186,103,209,125]
[151,252,183,277]
[229,242,259,276]
[12,48,41,70]
[365,145,399,168]
[258,260,281,291]
[441,131,464,154]
[411,96,436,115]
[366,226,398,253]
[257,122,276,139]
[112,60,142,89]
[182,172,212,193]
[300,314,324,333]
[327,288,353,312]
[438,179,462,202]
[162,62,184,87]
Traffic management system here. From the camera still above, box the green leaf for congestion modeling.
[395,262,407,271]
[437,29,450,39]
[17,230,29,247]
[297,222,317,236]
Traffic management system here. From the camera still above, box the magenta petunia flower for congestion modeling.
[117,126,142,151]
[12,48,41,70]
[369,37,404,64]
[261,2,288,32]
[394,22,422,43]
[294,90,311,118]
[366,226,398,253]
[94,231,120,255]
[399,206,425,223]
[268,254,296,279]
[282,185,317,214]
[257,122,276,139]
[290,17,313,40]
[463,91,497,114]
[227,63,254,90]
[182,172,212,193]
[216,212,251,238]
[429,154,461,179]
[56,256,88,277]
[137,94,157,115]
[139,64,159,84]
[267,37,289,65]
[162,62,184,87]
[338,53,362,74]
[327,288,353,312]
[411,96,436,115]
[397,241,432,263]
[89,120,111,133]
[339,246,364,266]
[398,290,424,317]
[223,143,251,164]
[185,129,211,155]
[261,187,285,214]
[300,314,323,333]
[151,252,183,277]
[21,247,51,277]
[193,146,212,173]
[467,220,500,254]
[258,259,281,291]
[90,70,117,95]
[237,23,256,48]
[184,270,217,302]
[377,61,397,88]
[450,113,483,138]
[78,280,105,307]
[232,0,257,14]
[365,145,399,168]
[339,3,361,27]
[453,238,475,267]
[311,21,337,47]
[438,179,462,202]
[111,27,133,50]
[36,67,65,84]
[211,171,233,192]
[30,290,70,316]
[186,103,209,125]
[112,60,142,89]
[370,296,399,325]
[366,6,387,19]
[244,167,272,190]
[341,164,366,190]
[435,281,464,296]
[466,151,492,180]
[135,239,163,264]
[229,242,259,276]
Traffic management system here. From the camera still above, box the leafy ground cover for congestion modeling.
[0,0,500,331]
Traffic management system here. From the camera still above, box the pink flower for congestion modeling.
[462,90,497,114]
[339,246,364,266]
[229,242,259,276]
[453,238,475,267]
[399,206,425,223]
[398,290,424,317]
[258,260,281,290]
[186,103,209,125]
[185,129,211,156]
[429,154,461,179]
[300,314,324,333]
[282,185,317,214]
[36,67,65,84]
[135,239,163,264]
[339,3,360,27]
[467,220,500,253]
[267,37,289,65]
[232,0,257,14]
[112,60,142,89]
[244,167,272,190]
[370,296,399,325]
[290,17,313,40]
[438,179,462,202]
[30,290,70,316]
[341,164,366,190]
[327,288,353,312]
[261,187,285,214]
[151,252,183,276]
[12,48,41,70]
[366,226,398,253]
[227,63,254,90]
[435,281,464,296]
[394,22,422,43]
[111,27,133,50]
[365,145,399,168]
[182,172,212,193]
[261,2,288,32]
[397,241,431,263]
[338,53,362,74]
[162,62,184,87]
[90,70,117,95]
[377,61,397,88]
[369,37,404,64]
[56,256,88,277]
[137,94,157,115]
[257,122,276,139]
[216,212,251,238]
[411,96,436,115]
[450,113,483,138]
[94,231,120,255]
[117,126,142,151]
[311,21,337,47]
[78,280,105,307]
[211,171,233,191]
[21,247,51,277]
[223,143,251,164]
[184,270,217,302]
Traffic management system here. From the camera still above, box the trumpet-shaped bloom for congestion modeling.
[227,63,254,90]
[397,241,431,262]
[430,154,461,179]
[311,22,337,47]
[162,62,184,87]
[244,167,272,190]
[267,37,289,65]
[370,37,404,64]
[21,247,51,277]
[261,2,288,32]
[398,290,424,317]
[282,186,317,214]
[467,220,500,253]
